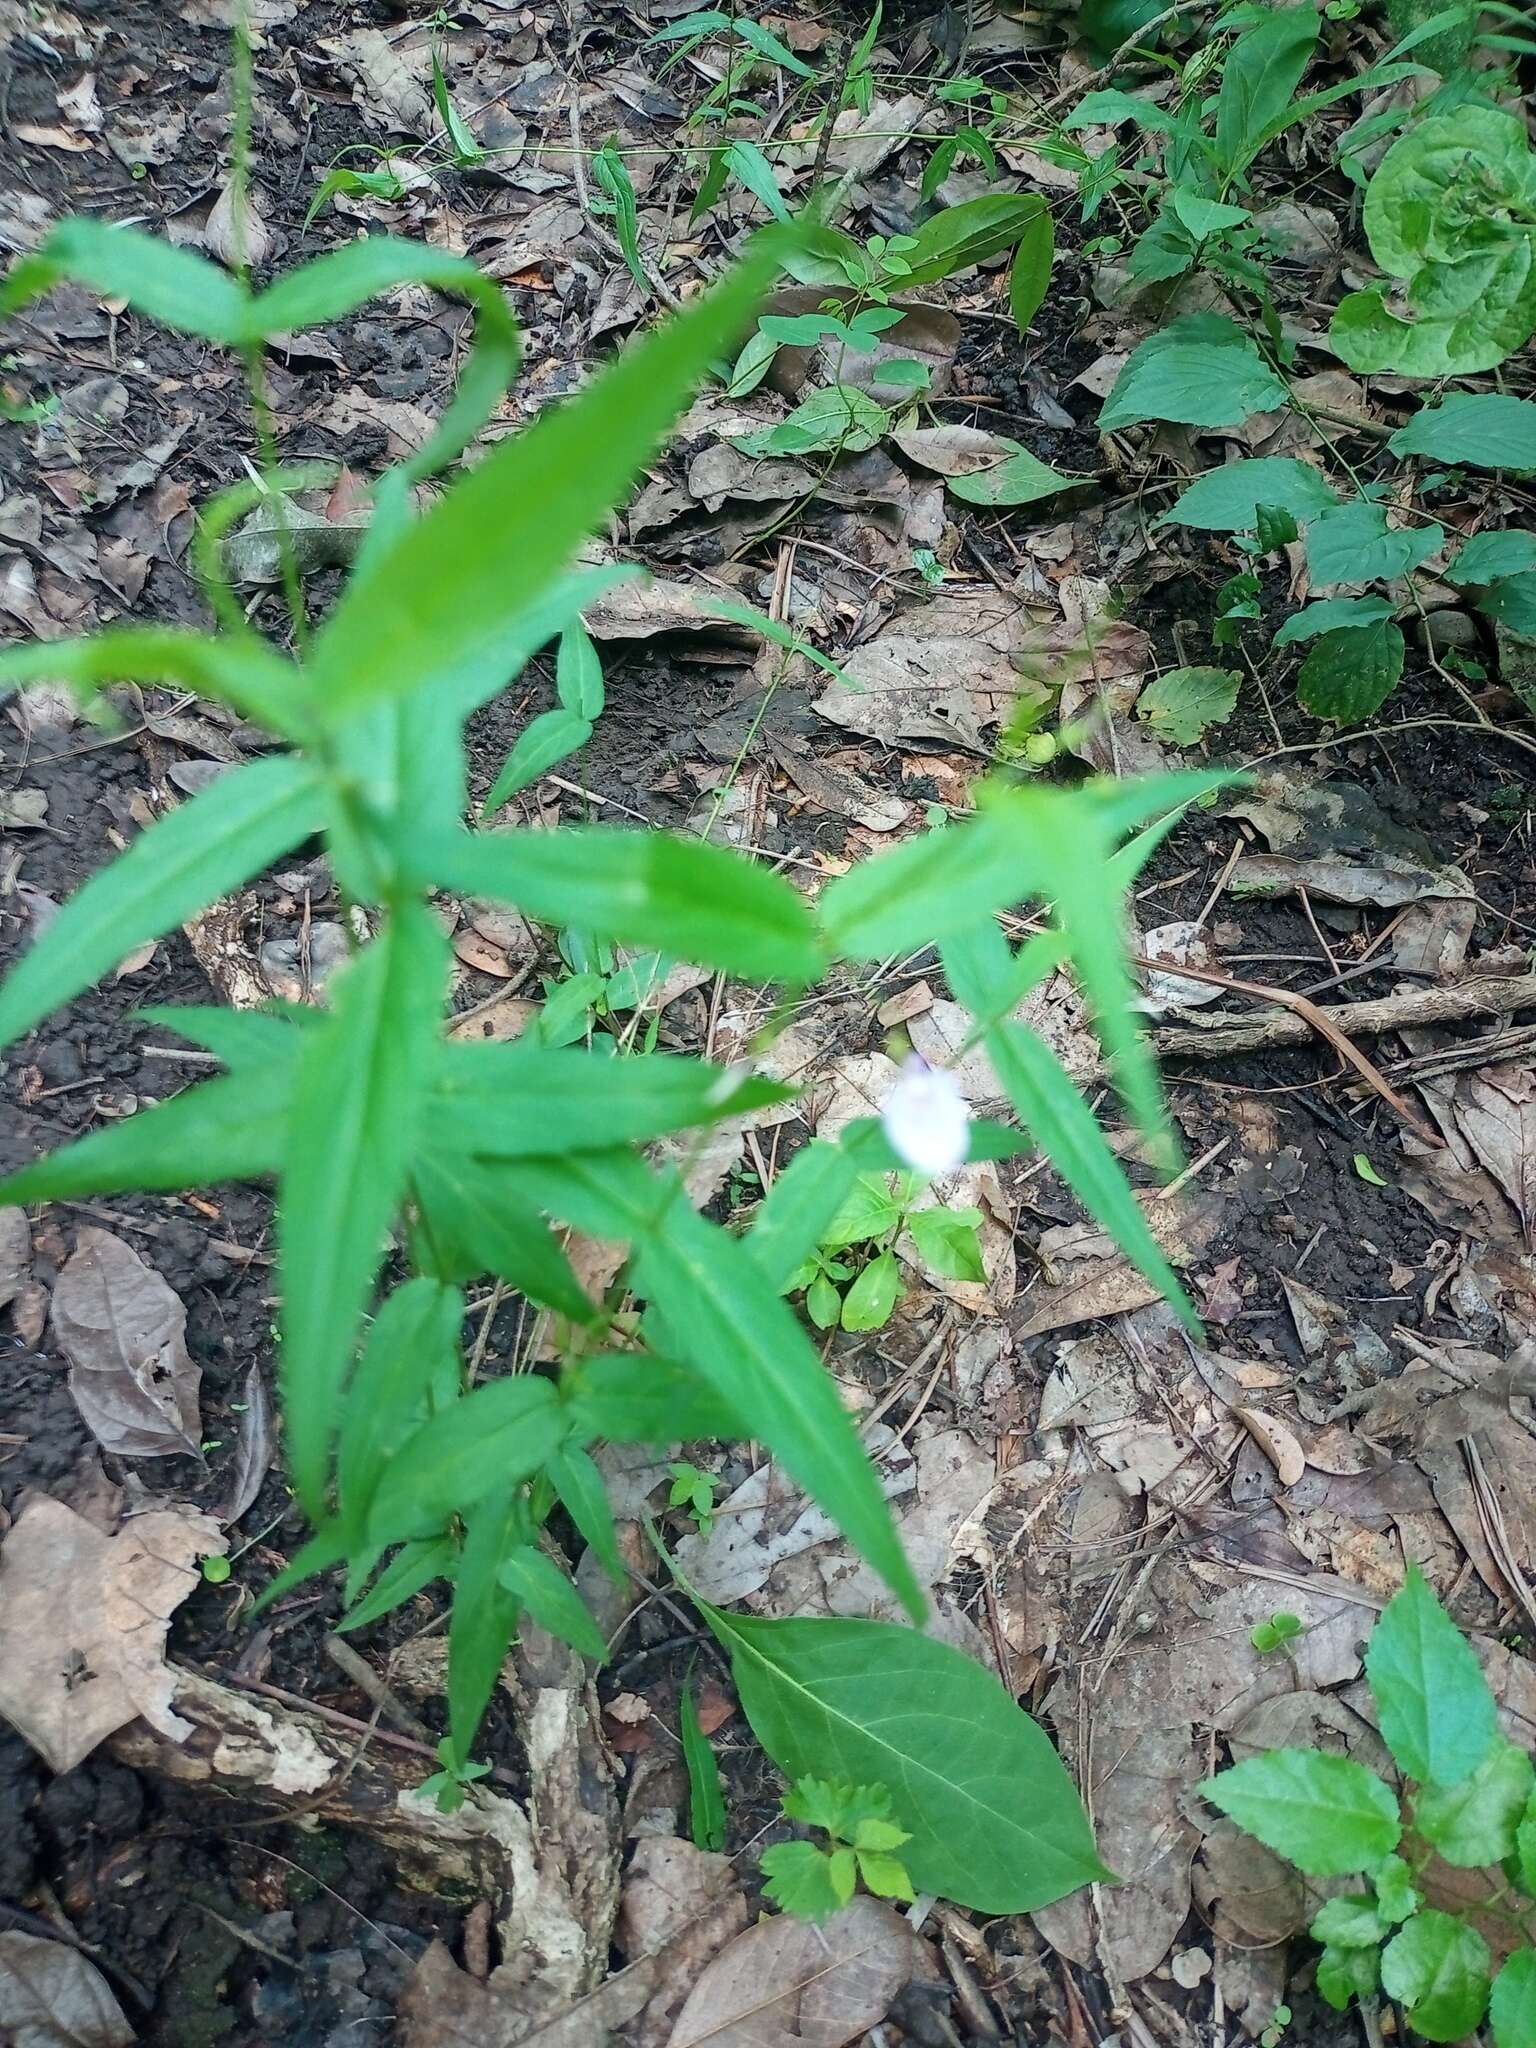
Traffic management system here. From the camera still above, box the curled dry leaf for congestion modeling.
[222,1363,272,1525]
[0,1932,134,2048]
[667,1896,918,2048]
[1234,1405,1306,1487]
[0,1495,225,1772]
[50,1227,202,1458]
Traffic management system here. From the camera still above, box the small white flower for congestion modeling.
[883,1056,970,1177]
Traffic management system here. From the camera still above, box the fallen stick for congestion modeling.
[1154,970,1536,1060]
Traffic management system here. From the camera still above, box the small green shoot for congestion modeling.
[760,1777,916,1920]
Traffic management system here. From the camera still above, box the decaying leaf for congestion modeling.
[667,1895,918,2048]
[1015,1191,1222,1339]
[50,1227,203,1458]
[0,1495,225,1772]
[0,1933,134,2048]
[222,1363,272,1525]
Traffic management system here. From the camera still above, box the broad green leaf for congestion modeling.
[481,710,592,816]
[1297,622,1405,723]
[368,1376,566,1543]
[980,1022,1198,1329]
[418,825,824,983]
[448,1491,525,1766]
[1273,596,1395,646]
[902,195,1051,288]
[499,1544,606,1660]
[1201,1750,1401,1873]
[636,1183,923,1621]
[1318,1943,1381,2012]
[336,1279,464,1538]
[0,1070,287,1205]
[1374,1852,1421,1923]
[338,1537,454,1634]
[0,627,310,738]
[1305,500,1444,586]
[1364,1564,1497,1786]
[556,620,605,720]
[1390,394,1536,471]
[1008,206,1055,336]
[1101,317,1289,431]
[839,1249,901,1330]
[893,424,1075,506]
[906,1207,985,1283]
[821,1174,905,1251]
[1415,1737,1532,1863]
[548,1445,624,1583]
[434,1045,790,1158]
[700,1606,1110,1911]
[1380,1911,1491,2042]
[0,216,248,341]
[0,756,324,1053]
[760,1840,849,1920]
[1491,1950,1536,2048]
[1063,87,1187,136]
[1214,5,1319,176]
[682,1674,727,1851]
[280,901,449,1518]
[306,227,793,728]
[1161,458,1337,533]
[1311,1895,1388,1948]
[414,1152,595,1326]
[1517,1811,1536,1897]
[1136,666,1240,745]
[1170,188,1250,240]
[1447,531,1536,587]
[737,384,887,458]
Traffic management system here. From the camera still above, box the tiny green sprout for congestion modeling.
[202,1555,232,1585]
[420,1738,491,1815]
[761,1778,916,1921]
[1259,2004,1292,2048]
[911,547,946,587]
[131,163,149,183]
[668,1461,720,1536]
[1353,1153,1390,1188]
[1250,1611,1303,1655]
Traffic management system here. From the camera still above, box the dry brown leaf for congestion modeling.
[0,1932,134,2048]
[0,1206,30,1313]
[1235,1406,1306,1487]
[1453,1066,1536,1236]
[667,1896,917,2048]
[1014,1191,1222,1339]
[0,1495,224,1771]
[50,1227,202,1459]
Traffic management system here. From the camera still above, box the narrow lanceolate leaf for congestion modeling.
[1201,1750,1401,1874]
[0,1071,290,1207]
[1,216,249,341]
[498,1545,606,1661]
[435,1044,791,1158]
[280,900,449,1519]
[481,709,592,816]
[336,1278,464,1539]
[419,825,824,984]
[1365,1564,1497,1787]
[747,1139,864,1293]
[548,1445,624,1582]
[367,1376,565,1544]
[682,1671,728,1851]
[967,1021,1197,1331]
[0,627,312,738]
[701,1607,1108,1911]
[338,1537,454,1634]
[448,1491,525,1767]
[632,1171,923,1622]
[413,1152,596,1327]
[0,756,325,1053]
[307,226,795,729]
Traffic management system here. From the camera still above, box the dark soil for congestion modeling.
[4,0,1536,2039]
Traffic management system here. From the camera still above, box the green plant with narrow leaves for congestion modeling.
[0,209,1221,1901]
[1204,1567,1536,2045]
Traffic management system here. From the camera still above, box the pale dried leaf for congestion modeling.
[51,1227,202,1458]
[0,1496,225,1771]
[0,1932,133,2048]
[1234,1406,1306,1487]
[667,1896,916,2048]
[222,1364,271,1525]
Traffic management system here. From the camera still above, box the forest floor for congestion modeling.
[3,0,1536,2044]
